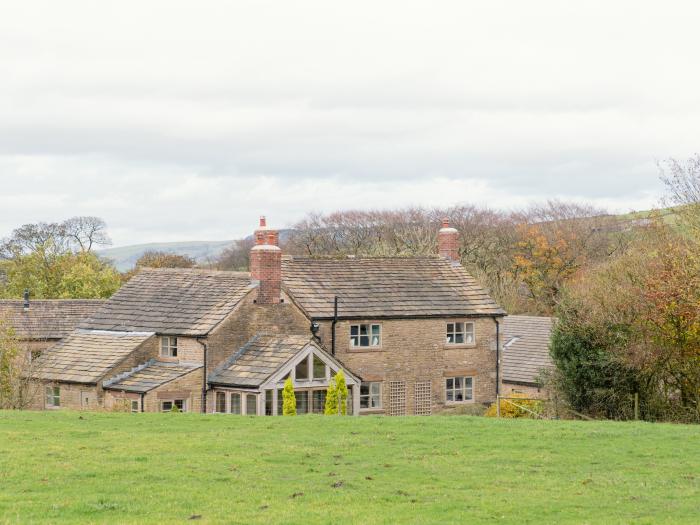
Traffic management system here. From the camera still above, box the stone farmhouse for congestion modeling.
[30,218,507,415]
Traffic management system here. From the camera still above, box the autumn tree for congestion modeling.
[512,201,629,314]
[0,314,40,409]
[550,218,700,422]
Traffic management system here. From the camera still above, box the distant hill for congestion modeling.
[99,230,293,271]
[98,240,235,271]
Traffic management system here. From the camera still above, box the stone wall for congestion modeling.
[501,381,549,399]
[143,368,204,413]
[314,316,502,414]
[205,292,310,371]
[27,382,101,411]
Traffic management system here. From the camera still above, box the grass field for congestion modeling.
[0,412,698,524]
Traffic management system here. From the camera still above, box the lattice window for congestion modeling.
[414,381,432,416]
[388,381,406,416]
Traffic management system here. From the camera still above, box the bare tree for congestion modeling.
[213,238,255,270]
[660,154,700,236]
[61,216,112,252]
[0,221,69,259]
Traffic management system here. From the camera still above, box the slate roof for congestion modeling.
[282,256,505,319]
[103,360,202,393]
[502,316,555,385]
[79,268,255,336]
[0,300,106,340]
[209,334,313,388]
[31,329,155,384]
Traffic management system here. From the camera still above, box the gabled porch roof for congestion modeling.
[208,334,360,389]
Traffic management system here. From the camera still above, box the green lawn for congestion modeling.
[0,412,698,524]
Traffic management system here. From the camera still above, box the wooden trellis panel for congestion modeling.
[414,381,432,416]
[389,381,406,416]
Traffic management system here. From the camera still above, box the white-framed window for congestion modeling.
[230,392,241,414]
[160,336,178,357]
[131,400,139,413]
[45,386,60,407]
[445,377,473,402]
[350,324,381,347]
[360,382,382,409]
[215,391,226,413]
[161,399,185,412]
[446,322,475,345]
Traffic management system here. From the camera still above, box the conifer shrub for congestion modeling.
[324,377,338,415]
[335,371,348,415]
[282,377,296,416]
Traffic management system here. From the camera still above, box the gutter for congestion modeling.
[309,312,506,321]
[196,339,208,414]
[331,296,338,356]
[140,392,145,413]
[493,316,501,397]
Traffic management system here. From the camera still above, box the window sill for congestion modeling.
[346,347,384,353]
[359,408,385,415]
[445,400,476,405]
[443,343,477,350]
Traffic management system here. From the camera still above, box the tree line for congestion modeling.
[2,155,699,422]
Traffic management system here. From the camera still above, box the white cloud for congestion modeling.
[0,0,696,245]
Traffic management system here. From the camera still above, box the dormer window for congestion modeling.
[161,336,178,357]
[446,322,474,345]
[350,324,381,348]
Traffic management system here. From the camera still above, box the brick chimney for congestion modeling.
[250,231,282,304]
[250,216,279,281]
[438,218,459,262]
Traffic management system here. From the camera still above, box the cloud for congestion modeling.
[0,0,696,245]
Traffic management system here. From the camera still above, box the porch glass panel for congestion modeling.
[296,391,309,414]
[312,390,326,414]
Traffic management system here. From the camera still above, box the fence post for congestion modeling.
[496,395,501,418]
[634,392,639,421]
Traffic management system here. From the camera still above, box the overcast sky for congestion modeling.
[1,1,699,246]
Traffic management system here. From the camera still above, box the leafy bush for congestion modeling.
[485,394,543,418]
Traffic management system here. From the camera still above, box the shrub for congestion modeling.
[110,399,131,413]
[282,377,296,416]
[324,377,338,415]
[485,394,543,418]
[335,371,348,415]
